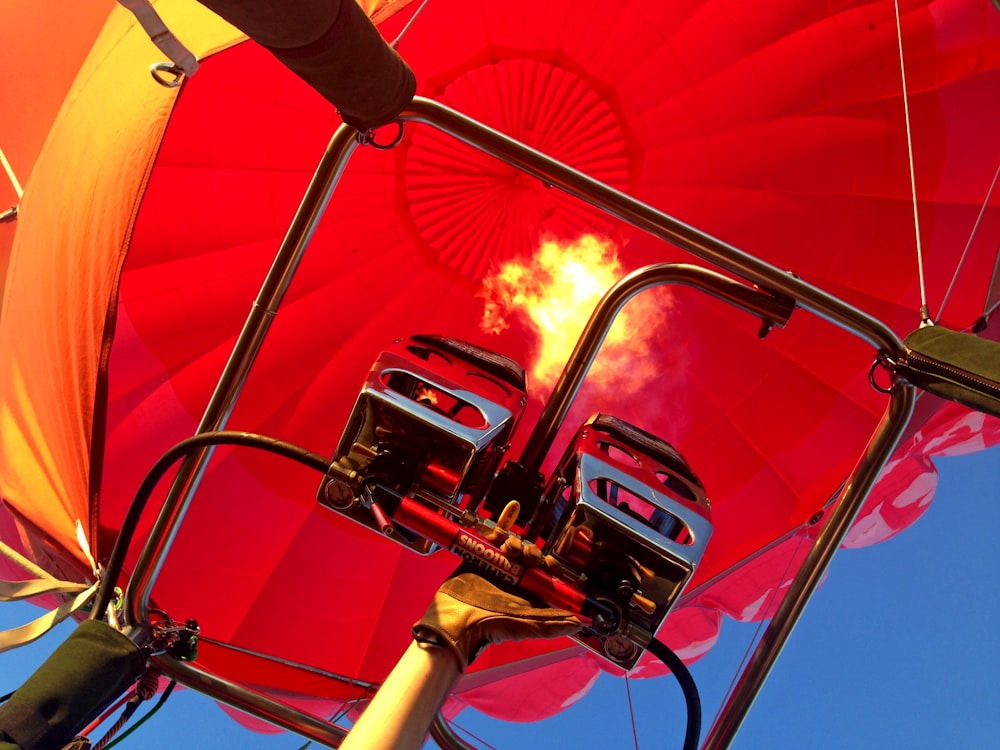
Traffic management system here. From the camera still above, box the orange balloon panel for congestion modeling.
[2,0,999,725]
[0,1,117,329]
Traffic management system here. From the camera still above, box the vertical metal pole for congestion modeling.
[125,125,359,629]
[700,385,915,749]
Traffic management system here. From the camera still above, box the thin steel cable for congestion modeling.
[390,0,431,49]
[936,162,1000,324]
[893,0,930,324]
[442,718,499,750]
[328,682,379,726]
[708,525,814,732]
[985,272,1000,319]
[625,673,640,750]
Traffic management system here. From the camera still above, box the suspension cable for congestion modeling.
[625,673,640,750]
[390,0,431,50]
[985,253,1000,321]
[893,0,930,325]
[936,162,1000,325]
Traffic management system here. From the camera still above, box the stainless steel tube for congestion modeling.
[401,98,901,354]
[517,263,795,473]
[700,384,914,749]
[125,125,359,629]
[151,654,349,747]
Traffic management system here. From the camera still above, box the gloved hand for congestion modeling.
[412,570,581,672]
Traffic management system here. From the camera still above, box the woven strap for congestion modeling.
[0,583,98,654]
[117,0,200,76]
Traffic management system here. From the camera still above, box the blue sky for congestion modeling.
[2,444,998,748]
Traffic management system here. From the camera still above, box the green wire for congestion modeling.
[103,680,177,749]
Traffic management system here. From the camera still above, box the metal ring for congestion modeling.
[150,62,184,88]
[357,121,405,150]
[868,356,894,394]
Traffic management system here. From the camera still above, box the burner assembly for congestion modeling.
[318,334,712,668]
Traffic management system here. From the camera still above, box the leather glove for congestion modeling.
[412,571,581,672]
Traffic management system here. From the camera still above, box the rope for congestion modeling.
[936,162,1000,324]
[893,0,930,325]
[80,692,135,737]
[99,674,174,750]
[135,667,162,700]
[100,685,175,749]
[91,704,134,750]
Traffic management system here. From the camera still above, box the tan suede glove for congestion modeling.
[412,570,582,672]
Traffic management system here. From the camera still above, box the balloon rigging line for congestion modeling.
[390,0,432,50]
[0,145,23,200]
[328,688,380,729]
[442,718,498,750]
[195,634,380,688]
[324,669,379,728]
[101,680,178,750]
[936,161,1000,325]
[986,283,1000,320]
[79,689,136,737]
[893,0,929,324]
[708,524,813,732]
[624,673,640,750]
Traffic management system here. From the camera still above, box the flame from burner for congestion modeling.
[480,235,669,394]
[415,385,440,406]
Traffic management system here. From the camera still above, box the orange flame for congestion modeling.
[415,385,439,406]
[480,235,668,393]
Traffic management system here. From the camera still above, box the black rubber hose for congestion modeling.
[94,431,703,750]
[647,636,702,750]
[91,431,331,621]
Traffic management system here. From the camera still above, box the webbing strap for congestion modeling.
[117,0,200,77]
[0,540,54,582]
[0,532,101,652]
[0,584,98,654]
[0,579,91,602]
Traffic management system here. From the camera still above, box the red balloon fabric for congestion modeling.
[2,0,998,728]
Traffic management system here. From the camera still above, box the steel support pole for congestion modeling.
[700,384,914,748]
[125,125,359,630]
